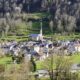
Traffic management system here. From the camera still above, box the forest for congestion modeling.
[0,0,80,39]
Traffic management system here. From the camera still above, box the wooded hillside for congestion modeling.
[0,0,80,38]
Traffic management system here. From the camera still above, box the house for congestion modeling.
[71,64,80,73]
[24,54,31,61]
[36,70,49,78]
[29,43,49,61]
[67,42,80,54]
[34,45,40,53]
[74,44,80,53]
[29,34,41,41]
[29,26,43,41]
[67,44,76,54]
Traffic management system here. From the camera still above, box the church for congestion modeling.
[29,26,43,41]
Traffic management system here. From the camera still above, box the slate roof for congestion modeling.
[71,64,80,70]
[29,34,40,37]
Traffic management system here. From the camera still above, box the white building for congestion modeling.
[67,43,80,53]
[74,44,80,53]
[29,26,43,41]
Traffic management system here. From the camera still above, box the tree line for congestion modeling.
[0,0,80,37]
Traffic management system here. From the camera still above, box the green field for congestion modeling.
[0,56,21,70]
[36,54,80,70]
[0,57,12,65]
[0,54,80,70]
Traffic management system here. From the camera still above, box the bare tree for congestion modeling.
[43,52,79,80]
[4,58,35,80]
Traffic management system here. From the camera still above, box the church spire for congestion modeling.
[40,19,42,36]
[40,25,42,36]
[39,19,43,41]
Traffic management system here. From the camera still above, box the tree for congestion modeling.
[55,55,72,80]
[4,57,35,80]
[30,56,36,72]
[0,18,7,37]
[49,20,53,33]
[43,54,54,80]
[43,52,80,80]
[66,15,76,33]
[57,20,64,33]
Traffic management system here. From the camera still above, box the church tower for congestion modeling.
[39,20,43,41]
[40,26,42,36]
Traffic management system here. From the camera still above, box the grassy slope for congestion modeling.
[72,54,80,63]
[0,12,80,41]
[0,57,20,70]
[0,57,12,65]
[0,54,80,70]
[36,54,80,70]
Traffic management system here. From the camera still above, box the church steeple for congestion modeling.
[40,26,42,36]
[40,19,43,36]
[39,19,43,41]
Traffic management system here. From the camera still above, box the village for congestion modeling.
[0,0,80,80]
[0,27,80,78]
[0,26,80,62]
[0,26,80,80]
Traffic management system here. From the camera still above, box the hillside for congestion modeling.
[0,0,80,41]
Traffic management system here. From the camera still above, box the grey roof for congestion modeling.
[29,34,40,37]
[71,64,80,70]
[36,70,48,74]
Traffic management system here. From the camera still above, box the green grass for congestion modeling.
[39,78,50,80]
[0,57,12,65]
[1,33,80,42]
[0,57,21,70]
[24,13,50,19]
[36,61,44,69]
[71,54,80,63]
[51,33,80,41]
[0,36,28,42]
[36,54,80,70]
[0,54,80,70]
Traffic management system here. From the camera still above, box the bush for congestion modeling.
[0,64,5,73]
[0,49,5,58]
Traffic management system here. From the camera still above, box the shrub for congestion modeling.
[0,64,5,73]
